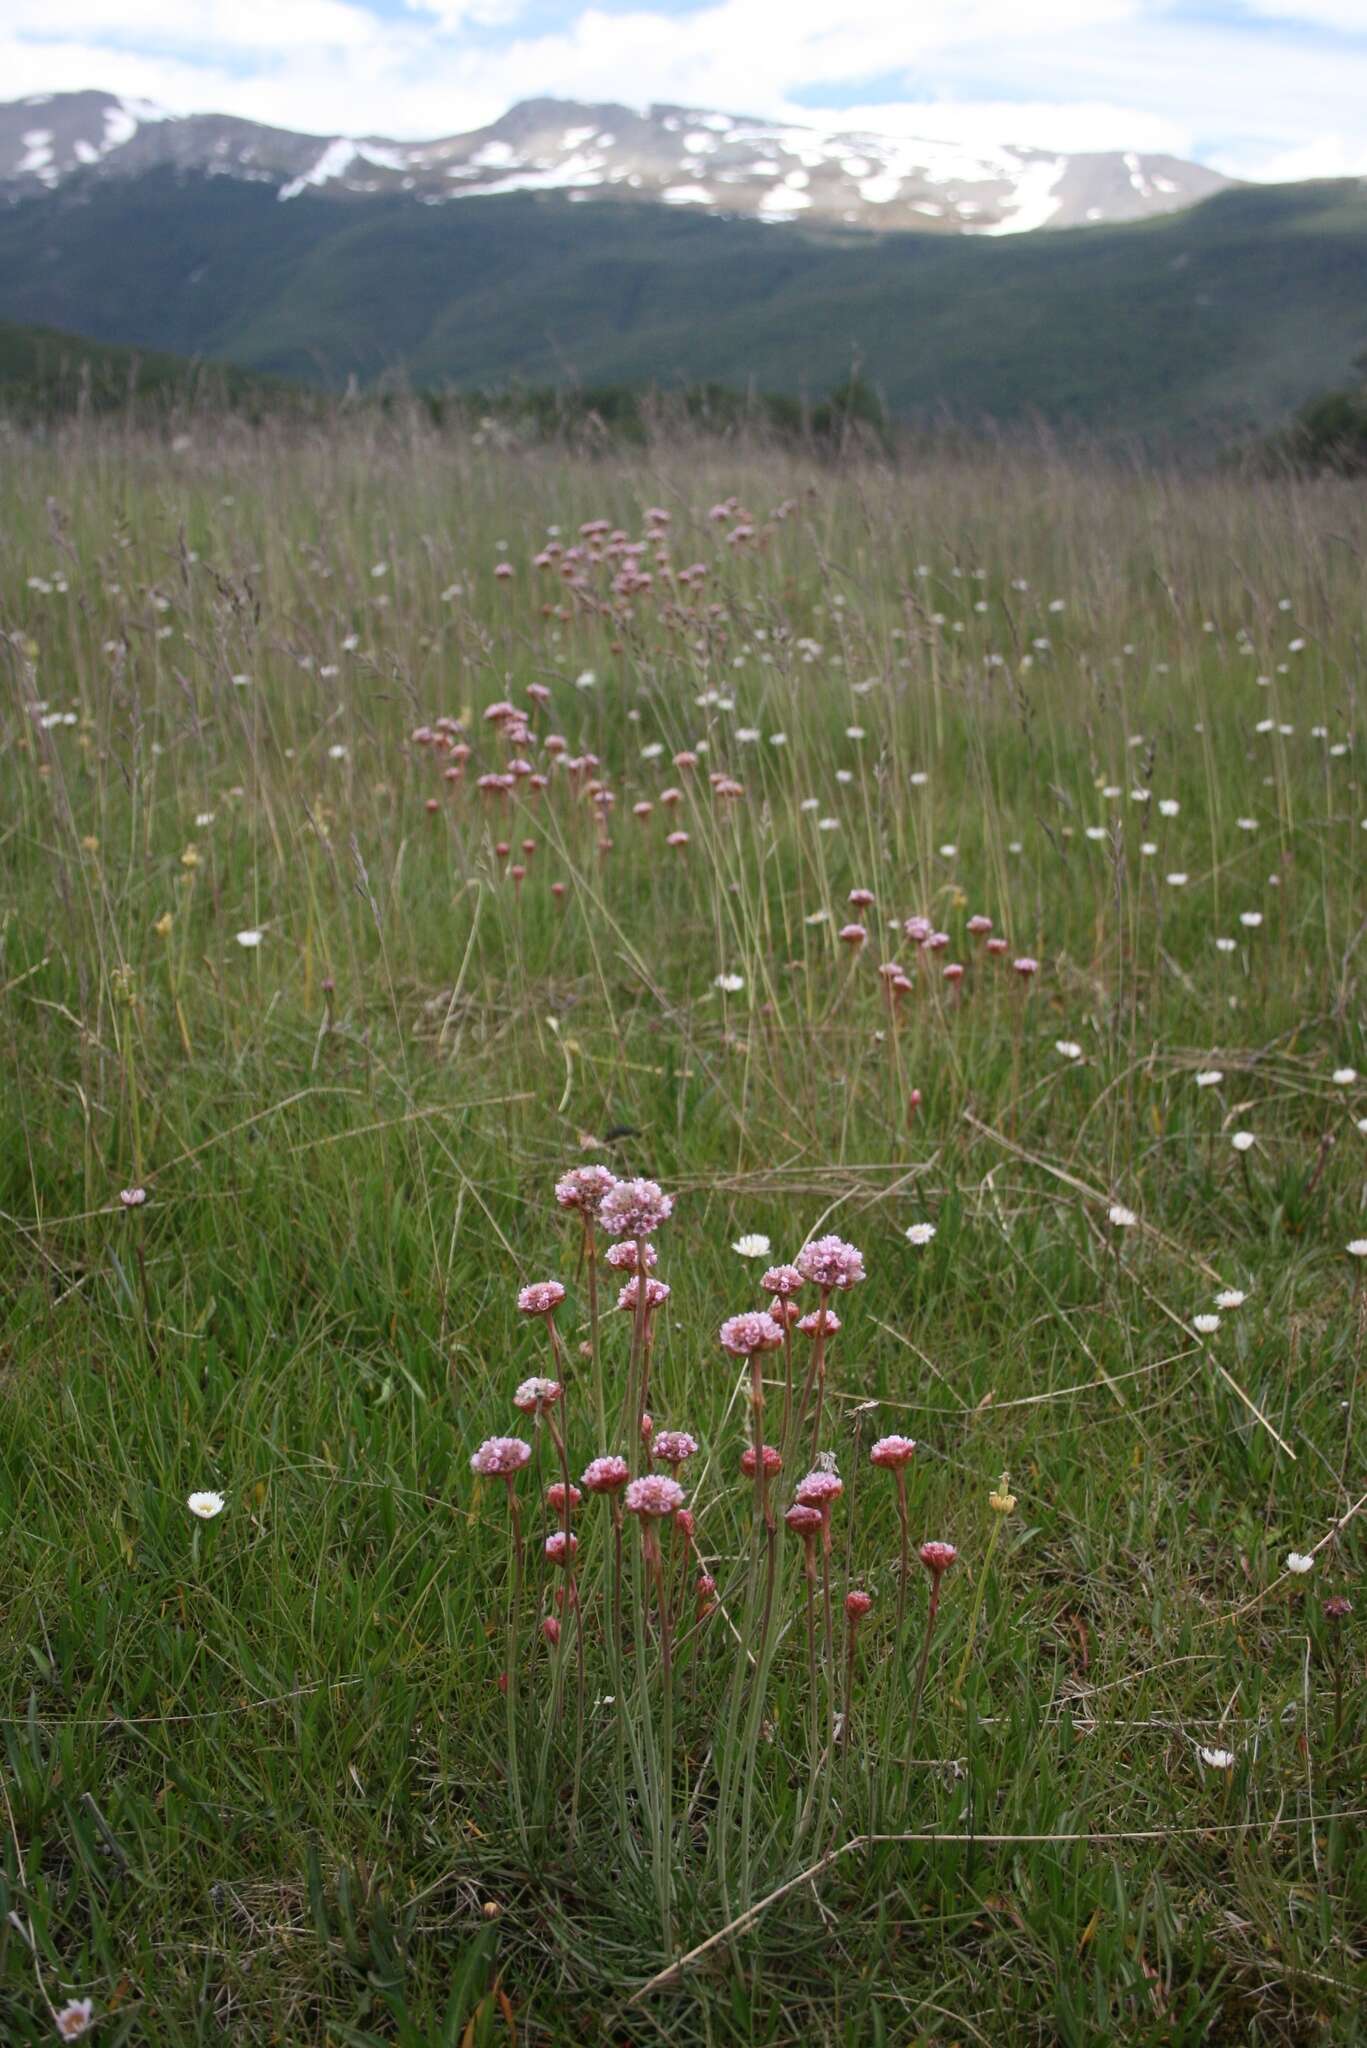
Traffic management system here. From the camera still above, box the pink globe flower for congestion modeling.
[555,1165,618,1213]
[624,1474,685,1518]
[119,1186,148,1208]
[796,1307,842,1338]
[848,888,875,908]
[985,935,1009,956]
[785,1503,823,1535]
[545,1482,582,1514]
[920,1540,958,1577]
[605,1238,657,1272]
[512,1376,562,1414]
[839,923,868,946]
[870,1435,917,1469]
[845,1589,873,1622]
[517,1279,566,1316]
[904,915,932,943]
[1012,956,1039,978]
[759,1264,804,1298]
[599,1177,674,1237]
[967,914,993,935]
[544,1529,578,1565]
[540,1614,561,1646]
[740,1443,783,1476]
[795,1470,844,1509]
[651,1429,698,1467]
[719,1310,784,1357]
[616,1275,671,1314]
[666,830,690,848]
[795,1235,865,1291]
[470,1436,532,1477]
[943,962,964,983]
[582,1455,630,1493]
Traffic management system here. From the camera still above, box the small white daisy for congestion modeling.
[235,929,264,948]
[1192,1314,1220,1335]
[1215,1289,1246,1310]
[733,1233,772,1259]
[1347,1239,1367,1258]
[904,1222,937,1246]
[1198,1747,1235,1771]
[713,973,744,993]
[1194,1070,1222,1088]
[1055,1040,1083,1060]
[1108,1204,1137,1227]
[187,1491,226,1520]
[1332,1068,1357,1086]
[1231,1131,1255,1153]
[1285,1552,1314,1575]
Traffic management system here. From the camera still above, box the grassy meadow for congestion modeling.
[1,419,1364,2045]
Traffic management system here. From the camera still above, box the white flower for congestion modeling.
[187,1491,225,1519]
[1215,937,1236,953]
[1285,1551,1314,1575]
[1239,911,1263,929]
[1231,1130,1255,1153]
[1140,841,1157,857]
[805,908,831,926]
[1215,1289,1246,1310]
[327,743,348,760]
[1165,871,1188,887]
[1158,798,1180,817]
[1332,1068,1357,1086]
[1194,1070,1222,1088]
[938,842,957,858]
[905,1222,937,1246]
[735,726,761,743]
[713,973,744,993]
[818,818,840,832]
[1055,1040,1082,1060]
[733,1233,772,1259]
[768,731,788,747]
[1358,1119,1367,1136]
[1236,817,1258,831]
[194,810,216,827]
[1347,1239,1367,1258]
[235,929,264,948]
[1085,826,1107,842]
[1108,1204,1137,1227]
[575,669,597,690]
[1192,1314,1220,1335]
[1198,1747,1235,1771]
[55,2000,96,2041]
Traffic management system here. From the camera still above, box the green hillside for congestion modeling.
[0,315,300,421]
[1,171,1364,440]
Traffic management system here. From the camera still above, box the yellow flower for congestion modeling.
[989,1471,1017,1515]
[180,844,200,869]
[80,834,99,854]
[153,912,174,938]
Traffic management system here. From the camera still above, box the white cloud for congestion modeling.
[4,0,1365,176]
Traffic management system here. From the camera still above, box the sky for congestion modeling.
[5,0,1367,179]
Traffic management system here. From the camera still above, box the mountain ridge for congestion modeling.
[0,88,1234,238]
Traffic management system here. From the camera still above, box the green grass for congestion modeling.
[1,173,1366,440]
[0,421,1364,2045]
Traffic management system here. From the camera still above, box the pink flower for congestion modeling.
[795,1470,844,1509]
[1012,957,1039,977]
[785,1503,823,1535]
[839,923,868,946]
[796,1307,841,1337]
[759,1263,804,1298]
[845,1589,873,1622]
[517,1279,566,1316]
[582,1455,629,1493]
[616,1275,671,1313]
[555,1165,618,1213]
[540,1614,562,1645]
[118,1186,148,1208]
[598,1177,674,1237]
[512,1376,562,1414]
[942,962,964,983]
[919,1540,958,1577]
[666,830,690,848]
[470,1436,531,1477]
[605,1238,657,1272]
[848,888,875,908]
[967,914,993,935]
[985,935,1009,956]
[544,1529,578,1564]
[870,1435,917,1469]
[740,1443,783,1476]
[545,1482,582,1514]
[624,1474,685,1518]
[651,1429,698,1466]
[719,1310,784,1356]
[55,2002,95,2042]
[795,1234,865,1290]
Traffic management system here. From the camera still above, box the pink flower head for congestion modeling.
[870,1434,917,1469]
[666,830,690,848]
[544,1529,578,1565]
[1012,956,1039,978]
[512,1376,562,1414]
[119,1186,148,1208]
[845,1589,873,1622]
[740,1443,783,1477]
[616,1275,671,1314]
[920,1540,958,1577]
[985,935,1009,956]
[943,962,964,983]
[839,921,868,946]
[795,1470,844,1509]
[967,914,993,935]
[796,1234,865,1291]
[922,930,950,952]
[555,1164,618,1213]
[719,1310,784,1357]
[545,1482,582,1514]
[624,1473,685,1518]
[540,1614,561,1646]
[785,1503,823,1536]
[640,1411,653,1443]
[599,1177,674,1238]
[517,1279,566,1316]
[55,2002,95,2042]
[675,1508,696,1543]
[582,1454,629,1493]
[796,1307,842,1338]
[904,915,932,943]
[470,1436,532,1477]
[848,888,875,908]
[759,1264,804,1298]
[605,1238,657,1272]
[651,1429,698,1467]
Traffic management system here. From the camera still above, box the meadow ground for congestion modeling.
[0,420,1364,2046]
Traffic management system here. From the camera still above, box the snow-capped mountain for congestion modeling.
[0,90,1233,236]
